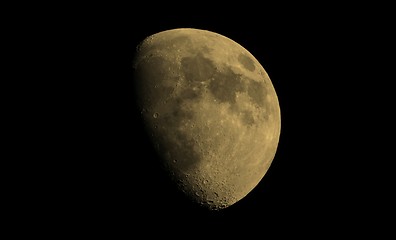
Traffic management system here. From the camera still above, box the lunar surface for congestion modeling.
[131,28,281,210]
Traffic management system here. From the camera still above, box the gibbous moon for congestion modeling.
[132,28,281,210]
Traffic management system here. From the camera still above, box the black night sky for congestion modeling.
[28,4,391,236]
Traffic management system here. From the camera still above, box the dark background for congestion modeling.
[16,3,392,237]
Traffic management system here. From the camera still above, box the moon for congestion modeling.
[131,28,281,210]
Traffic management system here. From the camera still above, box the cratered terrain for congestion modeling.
[132,28,281,210]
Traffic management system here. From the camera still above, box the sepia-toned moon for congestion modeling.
[131,28,281,210]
